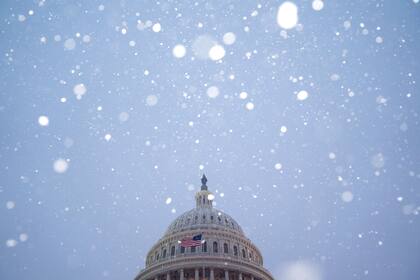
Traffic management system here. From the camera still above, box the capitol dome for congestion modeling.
[134,175,274,280]
[164,201,244,237]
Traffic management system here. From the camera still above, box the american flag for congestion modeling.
[180,234,202,247]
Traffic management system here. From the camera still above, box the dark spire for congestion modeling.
[201,174,208,190]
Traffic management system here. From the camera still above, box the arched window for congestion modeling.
[223,243,229,254]
[162,249,167,258]
[155,252,159,260]
[180,246,185,254]
[234,246,238,256]
[171,246,175,256]
[213,241,218,253]
[202,241,207,252]
[242,249,246,258]
[249,252,253,260]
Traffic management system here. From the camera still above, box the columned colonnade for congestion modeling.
[151,268,260,280]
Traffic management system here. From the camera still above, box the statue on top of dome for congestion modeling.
[201,174,208,190]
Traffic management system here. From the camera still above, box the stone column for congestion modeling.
[251,276,254,280]
[210,268,214,280]
[195,269,199,280]
[180,269,184,280]
[154,276,158,280]
[238,273,243,280]
[224,270,229,280]
[166,273,170,280]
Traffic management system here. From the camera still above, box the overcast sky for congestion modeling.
[1,1,420,280]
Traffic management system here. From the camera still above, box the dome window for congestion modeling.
[234,246,238,256]
[242,249,246,258]
[202,241,207,252]
[180,246,185,254]
[213,241,218,253]
[191,246,196,253]
[162,249,166,258]
[223,243,229,254]
[170,246,175,256]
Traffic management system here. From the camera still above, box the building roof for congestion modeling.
[164,206,245,236]
[164,174,244,236]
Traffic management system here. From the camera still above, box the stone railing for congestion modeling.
[135,254,274,280]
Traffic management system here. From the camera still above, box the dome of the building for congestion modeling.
[134,175,274,280]
[164,204,244,237]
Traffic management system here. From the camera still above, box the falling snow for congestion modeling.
[206,86,220,98]
[6,201,15,210]
[245,102,255,110]
[38,115,49,126]
[222,32,236,45]
[172,44,187,58]
[312,0,324,12]
[341,191,354,203]
[63,38,76,50]
[208,44,226,61]
[277,2,299,30]
[1,2,420,280]
[73,83,87,100]
[152,23,161,33]
[239,91,248,100]
[53,158,69,173]
[297,90,309,101]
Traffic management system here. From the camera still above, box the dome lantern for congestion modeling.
[195,174,213,209]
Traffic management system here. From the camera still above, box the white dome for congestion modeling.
[164,207,244,236]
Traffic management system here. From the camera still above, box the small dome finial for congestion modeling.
[201,174,208,190]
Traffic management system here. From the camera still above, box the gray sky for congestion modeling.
[1,1,420,280]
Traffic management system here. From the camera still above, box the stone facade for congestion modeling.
[134,176,274,280]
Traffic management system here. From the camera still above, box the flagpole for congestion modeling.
[202,232,205,280]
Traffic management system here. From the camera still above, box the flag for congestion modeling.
[180,234,202,247]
